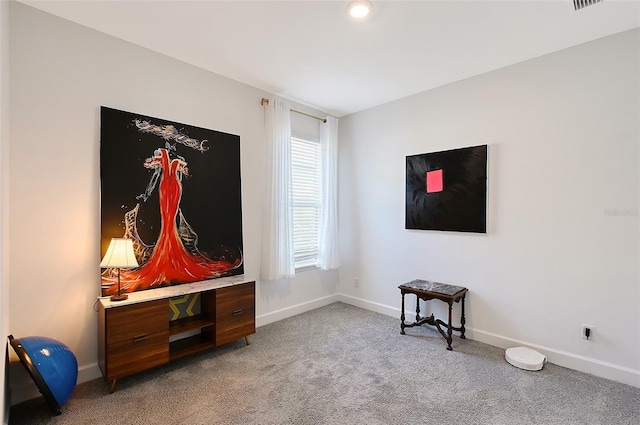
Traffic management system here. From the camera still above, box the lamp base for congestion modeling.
[110,293,128,302]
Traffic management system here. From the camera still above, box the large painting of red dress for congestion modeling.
[100,107,244,296]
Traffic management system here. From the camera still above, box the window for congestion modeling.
[291,136,322,269]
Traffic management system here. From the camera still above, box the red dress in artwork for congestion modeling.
[103,148,241,294]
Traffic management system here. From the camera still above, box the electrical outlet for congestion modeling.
[582,324,595,341]
[354,278,359,288]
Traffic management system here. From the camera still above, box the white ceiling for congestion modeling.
[19,0,640,117]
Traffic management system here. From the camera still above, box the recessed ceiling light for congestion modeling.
[347,0,372,20]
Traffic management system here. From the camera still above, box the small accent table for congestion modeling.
[399,279,468,350]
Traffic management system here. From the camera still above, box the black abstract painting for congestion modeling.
[406,145,487,233]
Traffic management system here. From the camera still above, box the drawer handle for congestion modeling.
[133,334,148,342]
[232,309,243,316]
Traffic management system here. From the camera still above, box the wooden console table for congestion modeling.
[399,279,467,350]
[98,276,255,392]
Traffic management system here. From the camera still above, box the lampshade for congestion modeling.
[100,238,139,269]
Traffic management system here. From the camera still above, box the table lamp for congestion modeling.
[100,238,139,301]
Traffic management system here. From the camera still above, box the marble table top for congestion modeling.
[99,275,254,308]
[399,279,467,296]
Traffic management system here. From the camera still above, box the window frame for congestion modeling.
[290,133,322,270]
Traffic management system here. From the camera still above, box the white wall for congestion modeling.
[338,29,640,387]
[0,0,10,421]
[8,2,337,404]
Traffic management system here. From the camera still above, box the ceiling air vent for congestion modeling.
[573,0,603,11]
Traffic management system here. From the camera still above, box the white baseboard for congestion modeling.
[256,294,340,327]
[336,292,640,388]
[336,293,413,321]
[78,362,103,385]
[469,328,640,388]
[9,361,103,406]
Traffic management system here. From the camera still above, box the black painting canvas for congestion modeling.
[406,145,487,233]
[100,107,244,296]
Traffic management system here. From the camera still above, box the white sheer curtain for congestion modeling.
[261,97,295,281]
[318,116,340,270]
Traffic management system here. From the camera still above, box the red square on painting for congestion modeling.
[426,169,443,193]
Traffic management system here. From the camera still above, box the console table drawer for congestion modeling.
[216,282,255,345]
[105,330,169,380]
[106,299,169,344]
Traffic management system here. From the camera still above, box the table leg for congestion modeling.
[446,302,453,351]
[400,292,406,335]
[415,296,421,322]
[460,296,466,339]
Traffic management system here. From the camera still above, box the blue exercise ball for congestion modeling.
[9,335,78,415]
